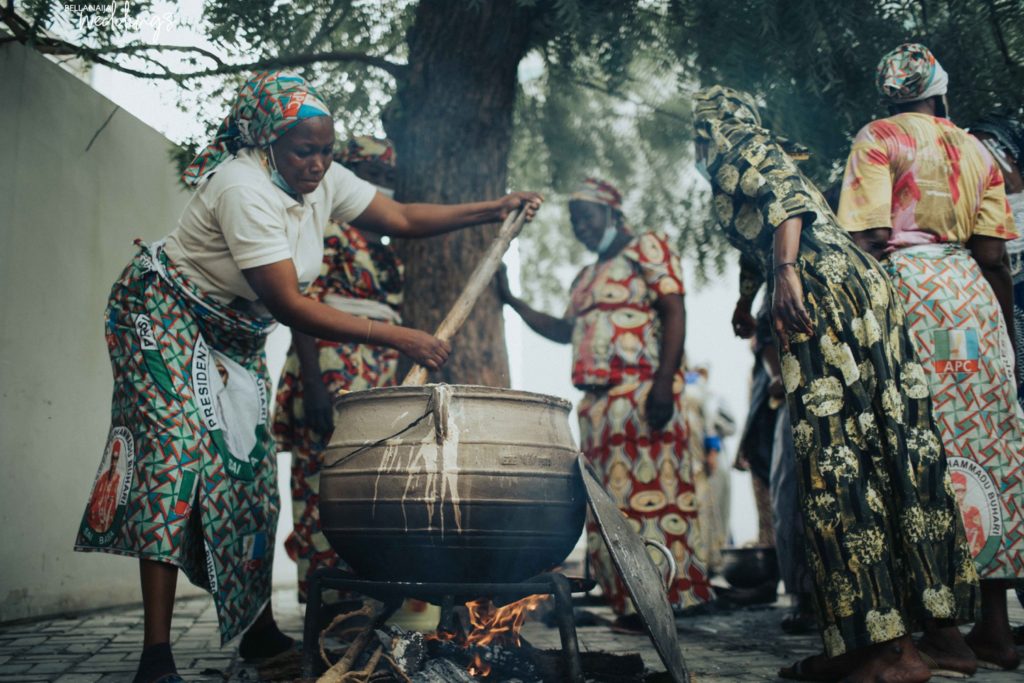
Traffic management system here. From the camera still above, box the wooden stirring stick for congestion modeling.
[402,207,528,386]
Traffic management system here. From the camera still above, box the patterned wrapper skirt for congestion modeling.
[273,337,398,601]
[74,241,278,644]
[886,244,1024,579]
[578,373,713,613]
[778,241,978,657]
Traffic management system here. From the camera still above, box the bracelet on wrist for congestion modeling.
[773,261,797,272]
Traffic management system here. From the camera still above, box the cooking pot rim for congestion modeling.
[334,383,574,411]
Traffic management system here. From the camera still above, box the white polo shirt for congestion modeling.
[164,147,377,309]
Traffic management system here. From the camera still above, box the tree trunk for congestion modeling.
[384,0,534,386]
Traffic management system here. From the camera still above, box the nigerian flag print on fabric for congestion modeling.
[75,241,279,644]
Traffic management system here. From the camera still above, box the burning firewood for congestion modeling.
[317,602,409,683]
[411,657,478,683]
[313,595,555,682]
[375,626,427,675]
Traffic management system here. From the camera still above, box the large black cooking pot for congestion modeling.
[319,383,587,583]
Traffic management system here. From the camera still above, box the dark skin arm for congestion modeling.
[495,265,573,343]
[967,235,1017,356]
[851,227,892,262]
[293,332,333,435]
[351,191,541,238]
[243,261,450,368]
[733,257,763,338]
[248,193,541,377]
[646,293,686,431]
[498,266,685,430]
[772,215,814,350]
[732,295,757,338]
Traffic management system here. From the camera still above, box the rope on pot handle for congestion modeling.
[643,538,677,593]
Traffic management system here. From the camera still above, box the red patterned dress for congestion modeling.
[570,231,713,612]
[273,222,402,600]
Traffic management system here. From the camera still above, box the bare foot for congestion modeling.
[966,579,1020,670]
[916,623,977,676]
[965,622,1020,670]
[840,637,931,683]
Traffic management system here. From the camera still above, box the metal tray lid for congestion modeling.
[578,454,690,683]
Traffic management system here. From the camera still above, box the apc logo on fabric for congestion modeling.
[947,457,1003,566]
[80,426,135,547]
[931,329,980,375]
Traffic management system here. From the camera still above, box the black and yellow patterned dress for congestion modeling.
[694,86,979,656]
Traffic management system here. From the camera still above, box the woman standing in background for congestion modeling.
[273,136,404,602]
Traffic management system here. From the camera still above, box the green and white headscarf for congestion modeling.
[182,71,332,186]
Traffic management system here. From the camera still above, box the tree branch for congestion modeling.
[984,0,1021,68]
[85,42,228,68]
[1,9,408,80]
[570,77,690,124]
[307,1,348,51]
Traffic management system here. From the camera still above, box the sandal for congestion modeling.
[916,650,970,679]
[975,657,1020,671]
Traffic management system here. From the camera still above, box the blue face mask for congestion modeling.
[267,147,298,197]
[695,158,712,182]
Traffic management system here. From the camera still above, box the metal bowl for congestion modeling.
[719,546,779,589]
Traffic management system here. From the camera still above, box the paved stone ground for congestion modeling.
[3,590,1024,682]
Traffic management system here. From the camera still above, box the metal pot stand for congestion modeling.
[301,455,690,683]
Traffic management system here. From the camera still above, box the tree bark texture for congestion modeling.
[384,0,535,386]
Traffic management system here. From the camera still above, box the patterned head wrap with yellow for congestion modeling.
[182,71,332,186]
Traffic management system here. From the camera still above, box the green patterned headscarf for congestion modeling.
[182,71,333,186]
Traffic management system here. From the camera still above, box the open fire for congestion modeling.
[303,591,650,683]
[428,594,550,677]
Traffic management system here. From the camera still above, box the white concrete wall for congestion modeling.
[0,42,199,621]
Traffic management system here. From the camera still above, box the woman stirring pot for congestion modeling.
[73,71,541,683]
